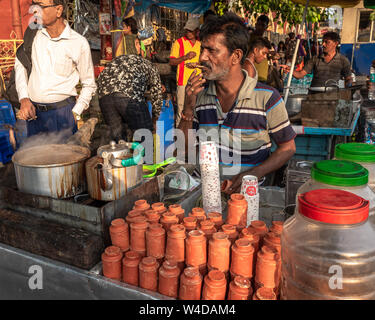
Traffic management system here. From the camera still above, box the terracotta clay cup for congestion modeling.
[221,179,233,194]
[221,224,239,245]
[144,209,161,225]
[207,212,224,229]
[255,245,281,289]
[227,276,253,300]
[133,199,150,212]
[168,204,185,223]
[185,229,207,267]
[254,278,280,297]
[151,202,167,215]
[263,231,281,255]
[158,259,181,298]
[160,211,179,232]
[179,266,203,300]
[241,228,260,253]
[146,223,166,260]
[208,232,231,273]
[130,215,149,257]
[270,221,284,236]
[122,250,141,286]
[230,238,254,279]
[199,220,216,241]
[139,256,159,292]
[226,193,248,227]
[183,216,197,233]
[189,207,207,222]
[249,220,268,245]
[253,287,277,300]
[109,218,129,252]
[165,224,186,263]
[102,246,123,281]
[125,209,143,225]
[240,228,260,272]
[202,269,227,300]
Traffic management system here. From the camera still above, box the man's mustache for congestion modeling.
[200,62,211,69]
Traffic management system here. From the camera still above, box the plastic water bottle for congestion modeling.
[369,65,375,101]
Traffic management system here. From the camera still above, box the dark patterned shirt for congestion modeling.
[97,54,162,119]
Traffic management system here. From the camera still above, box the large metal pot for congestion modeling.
[12,144,90,199]
[284,94,307,116]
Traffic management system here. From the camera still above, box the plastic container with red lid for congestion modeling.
[281,189,375,300]
[296,160,375,223]
[298,189,369,224]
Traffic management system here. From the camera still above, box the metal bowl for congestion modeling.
[284,94,307,116]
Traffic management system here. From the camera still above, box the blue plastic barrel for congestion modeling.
[0,100,17,163]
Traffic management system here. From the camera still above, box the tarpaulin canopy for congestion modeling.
[135,0,212,14]
[291,0,361,8]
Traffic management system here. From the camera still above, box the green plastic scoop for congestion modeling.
[143,157,176,178]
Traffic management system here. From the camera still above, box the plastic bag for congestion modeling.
[134,10,154,40]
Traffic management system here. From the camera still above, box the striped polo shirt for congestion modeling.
[193,70,296,173]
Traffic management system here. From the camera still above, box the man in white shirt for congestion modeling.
[15,0,96,137]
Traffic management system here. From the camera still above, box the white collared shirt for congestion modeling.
[15,22,97,115]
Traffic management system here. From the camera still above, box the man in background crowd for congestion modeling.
[169,17,201,126]
[15,0,96,137]
[97,54,162,142]
[244,37,272,80]
[249,14,270,83]
[283,31,352,88]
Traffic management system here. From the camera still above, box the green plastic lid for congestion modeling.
[311,160,369,187]
[335,143,375,163]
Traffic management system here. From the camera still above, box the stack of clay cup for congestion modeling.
[101,199,283,300]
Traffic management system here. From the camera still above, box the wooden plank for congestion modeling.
[0,209,104,270]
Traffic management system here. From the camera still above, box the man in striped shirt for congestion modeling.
[178,13,296,194]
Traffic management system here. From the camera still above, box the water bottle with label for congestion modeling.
[369,65,375,101]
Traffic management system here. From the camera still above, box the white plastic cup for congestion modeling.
[240,175,259,226]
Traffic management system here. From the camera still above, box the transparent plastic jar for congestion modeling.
[296,160,375,223]
[281,189,375,300]
[335,143,375,191]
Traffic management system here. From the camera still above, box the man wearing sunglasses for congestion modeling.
[14,0,96,138]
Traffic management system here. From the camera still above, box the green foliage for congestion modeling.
[214,0,327,27]
[214,0,229,16]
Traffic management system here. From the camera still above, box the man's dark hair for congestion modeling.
[323,31,340,43]
[53,0,65,7]
[123,17,138,34]
[53,0,66,18]
[203,10,216,21]
[288,32,295,39]
[249,37,272,52]
[257,15,269,25]
[200,12,250,64]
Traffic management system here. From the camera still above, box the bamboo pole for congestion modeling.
[284,0,310,104]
